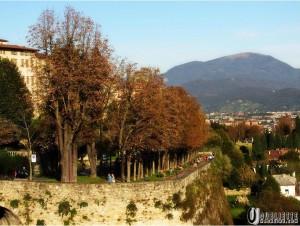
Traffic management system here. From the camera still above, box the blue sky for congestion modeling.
[0,1,300,72]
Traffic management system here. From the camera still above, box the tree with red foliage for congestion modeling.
[28,7,113,182]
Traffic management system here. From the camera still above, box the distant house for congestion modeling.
[267,148,289,162]
[273,174,296,197]
[245,119,259,126]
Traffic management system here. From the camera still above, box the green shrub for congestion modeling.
[10,199,20,208]
[165,170,172,176]
[58,200,71,217]
[45,190,51,197]
[162,203,172,212]
[156,172,164,178]
[154,200,162,208]
[126,201,138,218]
[37,198,46,209]
[0,151,28,176]
[36,219,45,226]
[126,201,138,225]
[262,176,280,193]
[166,213,173,220]
[70,208,77,220]
[24,193,32,201]
[78,201,88,208]
[172,192,182,208]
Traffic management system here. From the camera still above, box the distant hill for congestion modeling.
[164,53,300,112]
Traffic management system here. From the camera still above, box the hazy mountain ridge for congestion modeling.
[165,53,300,112]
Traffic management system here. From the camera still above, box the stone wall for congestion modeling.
[0,163,210,225]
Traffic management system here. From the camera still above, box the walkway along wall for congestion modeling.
[0,163,212,225]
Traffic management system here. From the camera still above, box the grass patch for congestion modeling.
[236,141,252,151]
[143,174,165,182]
[226,195,237,204]
[230,207,245,219]
[77,176,105,184]
[33,176,58,182]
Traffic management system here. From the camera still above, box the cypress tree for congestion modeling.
[274,133,282,149]
[0,58,33,127]
[295,134,300,148]
[285,134,293,149]
[253,135,265,160]
[295,116,300,135]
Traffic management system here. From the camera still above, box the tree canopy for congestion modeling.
[0,58,33,127]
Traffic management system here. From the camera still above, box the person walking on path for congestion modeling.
[111,173,115,183]
[107,173,112,183]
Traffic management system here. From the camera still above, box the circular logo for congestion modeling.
[247,207,260,225]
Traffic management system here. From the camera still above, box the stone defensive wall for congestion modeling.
[0,163,210,225]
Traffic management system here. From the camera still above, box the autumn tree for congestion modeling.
[109,66,166,181]
[228,123,262,142]
[28,7,113,182]
[276,115,294,136]
[109,67,208,182]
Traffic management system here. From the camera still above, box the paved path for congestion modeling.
[167,161,209,180]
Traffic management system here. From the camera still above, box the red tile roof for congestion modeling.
[0,43,37,52]
[268,148,289,161]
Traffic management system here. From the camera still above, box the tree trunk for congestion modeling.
[126,156,131,182]
[137,160,141,180]
[87,143,97,178]
[71,144,77,182]
[121,150,126,181]
[140,160,144,179]
[60,123,77,183]
[133,159,137,181]
[167,152,170,170]
[158,152,161,172]
[28,149,32,181]
[55,102,64,181]
[145,163,149,177]
[152,159,155,175]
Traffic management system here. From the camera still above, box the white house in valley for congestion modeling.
[273,174,296,197]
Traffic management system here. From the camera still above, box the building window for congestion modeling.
[0,50,5,54]
[25,59,29,67]
[11,58,17,65]
[285,189,289,195]
[21,59,24,67]
[11,51,17,55]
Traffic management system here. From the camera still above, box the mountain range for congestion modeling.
[164,53,300,112]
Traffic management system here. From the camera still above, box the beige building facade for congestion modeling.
[0,39,38,94]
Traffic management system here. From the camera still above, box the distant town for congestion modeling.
[206,111,300,132]
[1,3,300,226]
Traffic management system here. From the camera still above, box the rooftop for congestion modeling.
[273,174,296,186]
[0,39,37,52]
